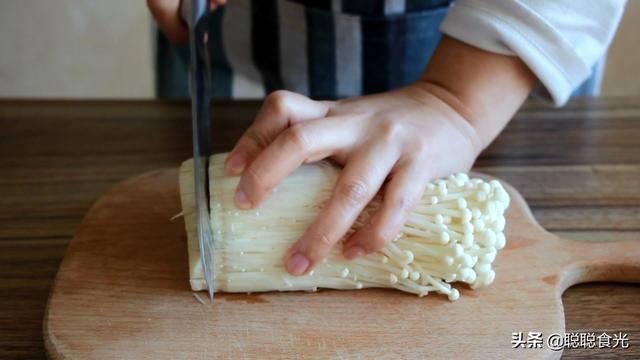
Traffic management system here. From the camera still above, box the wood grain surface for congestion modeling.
[43,166,640,359]
[1,98,639,359]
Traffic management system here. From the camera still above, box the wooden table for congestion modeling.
[1,99,638,359]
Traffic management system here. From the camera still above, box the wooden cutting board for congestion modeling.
[44,169,639,359]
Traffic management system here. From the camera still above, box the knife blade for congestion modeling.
[180,0,215,301]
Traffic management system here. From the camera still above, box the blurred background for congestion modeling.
[0,0,638,99]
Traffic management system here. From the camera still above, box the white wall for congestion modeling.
[0,1,638,98]
[0,0,154,98]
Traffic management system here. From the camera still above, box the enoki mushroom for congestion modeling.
[179,153,510,301]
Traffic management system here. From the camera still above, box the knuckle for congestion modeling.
[266,90,292,115]
[316,231,334,248]
[401,140,430,163]
[412,137,431,154]
[244,128,270,148]
[390,193,417,215]
[325,107,338,117]
[368,229,390,252]
[338,179,370,206]
[282,125,311,151]
[377,116,403,142]
[243,165,269,194]
[304,230,335,259]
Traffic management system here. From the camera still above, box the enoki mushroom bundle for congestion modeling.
[179,153,510,301]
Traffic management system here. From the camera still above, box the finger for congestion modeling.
[147,0,188,43]
[284,144,400,275]
[225,90,331,175]
[234,115,358,209]
[343,163,428,258]
[211,0,227,9]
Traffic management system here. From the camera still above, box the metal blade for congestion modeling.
[182,0,215,300]
[193,156,215,301]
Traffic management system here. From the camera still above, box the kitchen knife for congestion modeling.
[180,0,215,300]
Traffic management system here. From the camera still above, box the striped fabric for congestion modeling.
[155,0,600,100]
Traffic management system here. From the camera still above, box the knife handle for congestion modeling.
[179,0,210,29]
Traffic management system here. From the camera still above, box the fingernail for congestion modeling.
[343,246,366,260]
[286,252,310,276]
[226,152,246,175]
[234,189,252,209]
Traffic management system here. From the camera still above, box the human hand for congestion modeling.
[225,85,483,276]
[225,36,536,276]
[147,0,226,42]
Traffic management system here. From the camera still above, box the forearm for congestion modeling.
[417,35,537,149]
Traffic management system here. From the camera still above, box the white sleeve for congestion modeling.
[439,0,626,105]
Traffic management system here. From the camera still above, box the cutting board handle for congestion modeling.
[554,237,640,292]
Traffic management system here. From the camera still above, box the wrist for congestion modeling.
[418,36,537,149]
[411,79,485,153]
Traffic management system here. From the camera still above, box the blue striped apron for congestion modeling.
[155,0,601,100]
